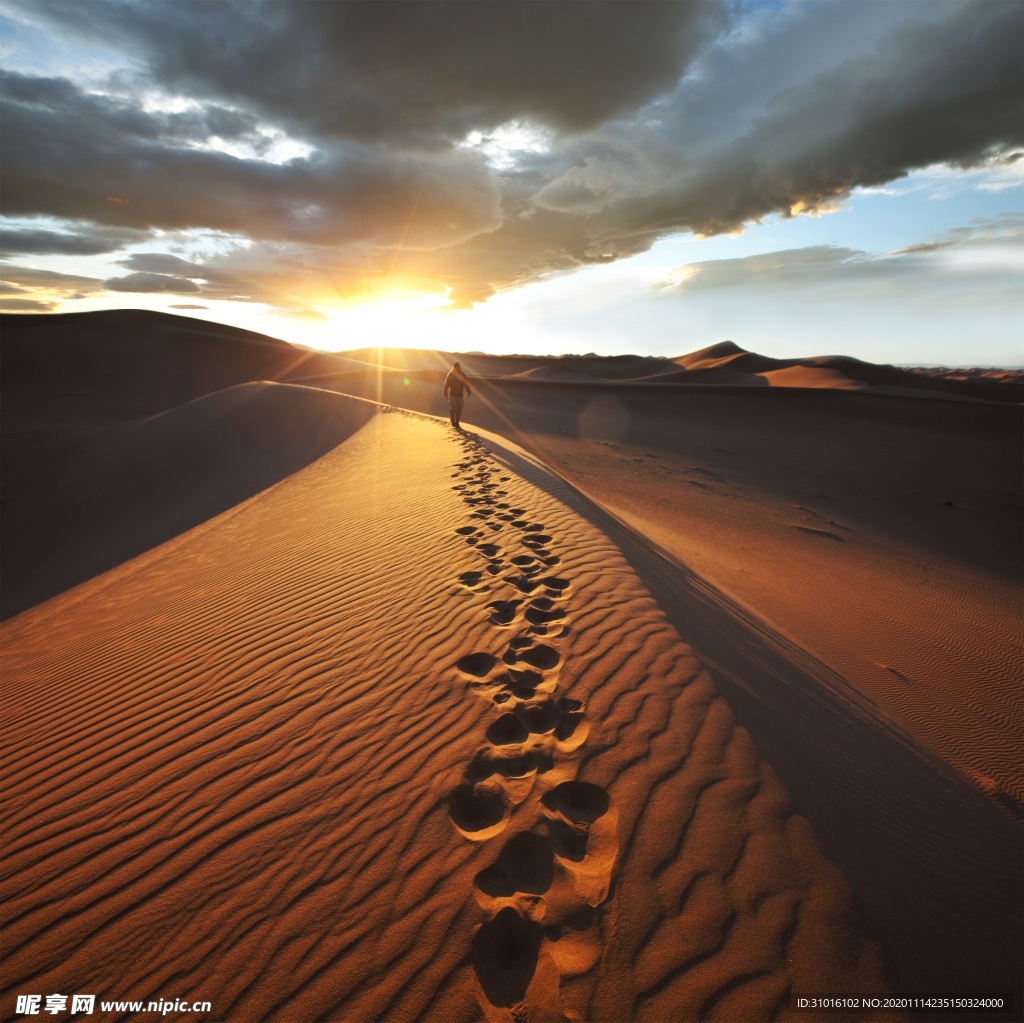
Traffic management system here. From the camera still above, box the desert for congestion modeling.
[2,309,1020,1022]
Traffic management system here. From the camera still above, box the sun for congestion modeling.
[298,288,455,352]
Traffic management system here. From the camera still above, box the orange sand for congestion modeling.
[2,311,1020,1022]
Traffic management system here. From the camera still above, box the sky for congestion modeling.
[1,0,1022,366]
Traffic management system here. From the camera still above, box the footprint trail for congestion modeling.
[447,433,615,1023]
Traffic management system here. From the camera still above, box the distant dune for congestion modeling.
[2,310,1021,1022]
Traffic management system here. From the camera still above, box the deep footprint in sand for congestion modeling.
[541,782,618,906]
[486,713,530,746]
[458,571,490,592]
[475,831,555,900]
[486,600,521,627]
[449,781,510,841]
[521,535,553,550]
[512,644,561,671]
[511,554,542,575]
[471,906,545,1008]
[457,652,499,678]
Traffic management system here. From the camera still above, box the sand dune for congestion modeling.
[2,409,900,1022]
[2,311,1021,1021]
[670,341,1024,400]
[2,382,376,617]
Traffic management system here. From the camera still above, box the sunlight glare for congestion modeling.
[312,289,455,351]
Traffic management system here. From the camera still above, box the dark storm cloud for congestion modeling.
[0,223,147,256]
[0,71,502,251]
[2,0,1022,309]
[555,0,1024,239]
[0,70,263,144]
[352,0,1024,301]
[11,0,726,145]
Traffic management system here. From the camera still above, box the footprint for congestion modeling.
[467,747,553,785]
[506,575,541,594]
[456,525,480,535]
[519,703,559,735]
[458,571,489,591]
[541,782,617,896]
[511,554,541,573]
[477,544,502,558]
[554,706,589,752]
[486,713,530,746]
[475,831,555,898]
[542,781,609,825]
[525,599,565,626]
[449,781,510,841]
[515,645,561,671]
[472,907,543,1007]
[486,600,521,626]
[522,535,552,549]
[539,576,569,593]
[500,668,545,701]
[457,652,499,677]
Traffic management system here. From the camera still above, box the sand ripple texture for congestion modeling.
[2,408,895,1023]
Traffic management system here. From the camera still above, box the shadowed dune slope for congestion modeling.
[2,409,902,1023]
[1,310,369,426]
[2,381,376,618]
[477,436,1021,1007]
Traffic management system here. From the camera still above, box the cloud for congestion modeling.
[0,263,103,292]
[169,303,209,310]
[1,0,1021,310]
[0,261,103,307]
[0,222,147,255]
[1,71,503,254]
[655,215,1024,297]
[11,0,725,145]
[575,1,1023,243]
[110,242,364,308]
[116,253,211,278]
[0,297,59,312]
[103,271,201,294]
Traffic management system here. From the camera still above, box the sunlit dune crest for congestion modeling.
[1,311,1020,1021]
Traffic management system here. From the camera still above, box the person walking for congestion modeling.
[443,361,472,429]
